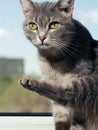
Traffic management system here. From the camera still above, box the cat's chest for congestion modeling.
[39,57,62,85]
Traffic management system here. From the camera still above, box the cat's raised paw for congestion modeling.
[19,75,35,89]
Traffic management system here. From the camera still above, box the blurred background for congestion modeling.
[0,0,98,112]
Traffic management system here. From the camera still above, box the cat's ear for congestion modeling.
[56,0,74,17]
[19,0,35,16]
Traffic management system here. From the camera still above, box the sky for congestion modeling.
[0,0,98,75]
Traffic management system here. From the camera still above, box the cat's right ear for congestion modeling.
[56,0,75,17]
[19,0,35,16]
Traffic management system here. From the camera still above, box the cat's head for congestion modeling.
[19,0,74,51]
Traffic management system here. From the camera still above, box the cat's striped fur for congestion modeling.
[19,0,98,130]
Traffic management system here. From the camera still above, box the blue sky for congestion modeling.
[0,0,98,74]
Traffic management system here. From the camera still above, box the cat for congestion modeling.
[19,0,98,130]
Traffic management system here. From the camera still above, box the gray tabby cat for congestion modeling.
[19,0,98,130]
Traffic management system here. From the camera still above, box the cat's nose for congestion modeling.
[39,35,46,42]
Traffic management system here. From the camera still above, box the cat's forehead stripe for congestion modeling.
[33,2,56,26]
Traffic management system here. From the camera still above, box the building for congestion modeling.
[0,58,24,75]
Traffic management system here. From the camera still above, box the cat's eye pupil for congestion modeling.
[29,22,38,30]
[49,22,59,29]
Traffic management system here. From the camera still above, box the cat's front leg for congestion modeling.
[53,103,85,130]
[20,75,71,130]
[70,125,85,130]
[53,102,71,130]
[19,75,58,100]
[19,75,69,105]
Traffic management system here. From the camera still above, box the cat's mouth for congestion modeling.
[37,42,51,49]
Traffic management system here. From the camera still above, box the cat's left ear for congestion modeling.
[56,0,74,17]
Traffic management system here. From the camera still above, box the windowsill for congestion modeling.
[0,113,55,130]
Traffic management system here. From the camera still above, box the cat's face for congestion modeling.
[20,0,74,51]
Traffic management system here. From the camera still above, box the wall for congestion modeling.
[0,58,24,74]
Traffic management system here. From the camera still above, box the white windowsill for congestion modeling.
[0,115,55,130]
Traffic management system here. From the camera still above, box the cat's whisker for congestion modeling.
[61,45,75,58]
[62,43,84,57]
[52,43,66,56]
[70,43,88,49]
[56,43,72,57]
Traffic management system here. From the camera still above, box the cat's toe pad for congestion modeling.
[19,75,34,88]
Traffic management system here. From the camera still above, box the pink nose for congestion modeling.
[39,35,46,42]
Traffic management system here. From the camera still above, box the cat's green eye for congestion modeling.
[29,22,38,30]
[49,22,59,29]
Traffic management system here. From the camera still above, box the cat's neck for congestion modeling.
[38,48,66,62]
[38,49,75,73]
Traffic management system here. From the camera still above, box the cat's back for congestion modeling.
[93,40,98,73]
